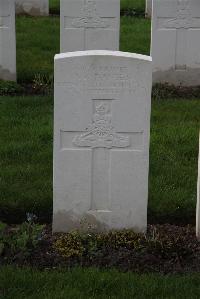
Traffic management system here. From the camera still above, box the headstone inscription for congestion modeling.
[60,0,120,52]
[196,132,200,240]
[15,0,49,16]
[151,0,200,86]
[0,0,16,81]
[53,50,152,233]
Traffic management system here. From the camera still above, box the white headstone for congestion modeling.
[53,50,152,233]
[60,0,120,52]
[15,0,49,16]
[0,0,16,81]
[196,132,200,239]
[151,0,200,86]
[145,0,152,18]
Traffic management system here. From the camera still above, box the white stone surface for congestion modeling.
[0,0,16,81]
[15,0,49,16]
[196,132,200,239]
[145,0,152,18]
[53,50,152,233]
[60,0,120,52]
[151,0,200,86]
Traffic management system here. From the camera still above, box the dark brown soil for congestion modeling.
[1,224,200,274]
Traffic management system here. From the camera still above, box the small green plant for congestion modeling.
[9,221,45,256]
[0,80,24,95]
[0,214,45,259]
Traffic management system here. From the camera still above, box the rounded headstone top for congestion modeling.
[55,50,152,63]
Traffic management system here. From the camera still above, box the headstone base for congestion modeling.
[153,68,200,86]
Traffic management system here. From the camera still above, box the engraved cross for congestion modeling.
[158,0,200,70]
[64,0,116,49]
[60,99,143,212]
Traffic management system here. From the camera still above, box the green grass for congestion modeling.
[49,0,145,15]
[49,0,60,14]
[120,16,150,54]
[1,266,200,299]
[16,16,59,83]
[149,99,199,224]
[16,14,150,83]
[121,0,145,12]
[0,96,53,223]
[0,96,199,224]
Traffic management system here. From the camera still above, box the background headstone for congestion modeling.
[0,0,16,81]
[145,0,152,18]
[196,132,200,239]
[151,0,200,86]
[60,0,120,52]
[53,50,152,233]
[15,0,49,16]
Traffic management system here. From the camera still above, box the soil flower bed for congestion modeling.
[1,222,200,274]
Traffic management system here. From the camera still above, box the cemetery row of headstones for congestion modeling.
[15,0,152,17]
[1,0,200,87]
[53,0,200,234]
[15,0,152,18]
[0,0,199,236]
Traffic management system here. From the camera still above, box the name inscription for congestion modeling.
[57,65,140,94]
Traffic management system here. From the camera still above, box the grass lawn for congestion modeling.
[120,0,145,11]
[16,15,151,83]
[0,96,199,224]
[0,96,53,223]
[149,99,199,224]
[1,266,200,299]
[16,16,60,83]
